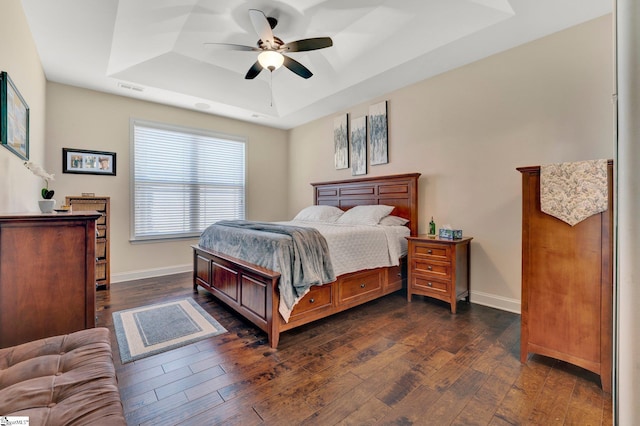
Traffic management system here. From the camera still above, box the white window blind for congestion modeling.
[131,120,246,241]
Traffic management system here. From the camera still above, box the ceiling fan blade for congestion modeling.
[283,55,313,79]
[203,43,260,52]
[245,61,263,79]
[281,37,333,52]
[249,9,276,47]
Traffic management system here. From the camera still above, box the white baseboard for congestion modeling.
[111,267,522,314]
[111,264,191,283]
[470,290,521,314]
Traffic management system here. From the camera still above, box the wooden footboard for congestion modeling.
[192,246,280,346]
[192,245,405,348]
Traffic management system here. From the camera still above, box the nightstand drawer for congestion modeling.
[412,276,450,295]
[413,259,450,279]
[412,243,451,261]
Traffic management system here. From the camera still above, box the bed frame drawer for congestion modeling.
[338,269,383,305]
[289,285,333,320]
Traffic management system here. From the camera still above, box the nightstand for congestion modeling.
[406,235,473,313]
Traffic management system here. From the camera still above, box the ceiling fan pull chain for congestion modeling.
[270,70,273,107]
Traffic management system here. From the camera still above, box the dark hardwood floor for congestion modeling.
[97,273,612,425]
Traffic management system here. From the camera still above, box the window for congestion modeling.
[131,120,245,241]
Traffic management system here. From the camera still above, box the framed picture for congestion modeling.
[0,71,29,160]
[369,100,388,165]
[334,114,349,169]
[350,115,367,176]
[63,148,116,176]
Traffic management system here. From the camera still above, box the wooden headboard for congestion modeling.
[311,173,421,236]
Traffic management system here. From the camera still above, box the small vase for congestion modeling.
[39,199,56,213]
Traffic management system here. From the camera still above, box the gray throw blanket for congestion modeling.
[199,220,336,322]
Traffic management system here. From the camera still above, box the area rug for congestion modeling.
[112,298,227,363]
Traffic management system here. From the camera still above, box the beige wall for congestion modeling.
[288,15,614,312]
[1,7,613,307]
[0,0,47,213]
[45,83,289,279]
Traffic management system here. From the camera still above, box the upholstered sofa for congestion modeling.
[0,327,126,425]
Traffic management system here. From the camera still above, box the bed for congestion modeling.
[192,173,420,348]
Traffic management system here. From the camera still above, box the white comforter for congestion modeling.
[277,220,409,277]
[199,219,409,322]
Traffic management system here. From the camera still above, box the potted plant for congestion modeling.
[24,161,56,213]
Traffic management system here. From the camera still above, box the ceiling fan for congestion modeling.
[205,9,333,80]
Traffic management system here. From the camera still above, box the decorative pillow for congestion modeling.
[293,205,344,222]
[336,204,395,226]
[379,215,409,226]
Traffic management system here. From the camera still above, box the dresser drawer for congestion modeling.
[412,242,451,261]
[412,276,450,295]
[96,262,107,281]
[68,201,107,212]
[290,284,333,319]
[338,269,383,304]
[413,259,450,279]
[96,239,107,259]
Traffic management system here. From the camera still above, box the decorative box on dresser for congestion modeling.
[407,235,473,313]
[66,196,110,289]
[0,211,101,348]
[517,162,613,393]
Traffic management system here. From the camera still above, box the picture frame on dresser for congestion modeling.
[63,148,116,176]
[0,71,29,161]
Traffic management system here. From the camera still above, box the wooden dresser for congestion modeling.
[517,162,613,393]
[406,235,472,313]
[0,211,101,348]
[66,196,110,289]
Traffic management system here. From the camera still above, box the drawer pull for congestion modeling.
[427,282,433,287]
[427,265,433,271]
[309,298,315,303]
[427,249,432,254]
[360,283,366,288]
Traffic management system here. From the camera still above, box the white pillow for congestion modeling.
[379,215,409,226]
[336,205,395,226]
[293,205,344,222]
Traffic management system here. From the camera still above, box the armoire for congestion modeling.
[517,161,613,393]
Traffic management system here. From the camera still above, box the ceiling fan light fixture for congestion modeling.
[258,50,284,71]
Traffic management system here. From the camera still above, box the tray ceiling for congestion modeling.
[21,0,611,129]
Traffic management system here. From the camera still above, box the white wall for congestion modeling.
[45,83,289,280]
[0,0,47,213]
[615,0,640,422]
[288,15,614,313]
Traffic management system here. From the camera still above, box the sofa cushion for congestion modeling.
[0,327,125,425]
